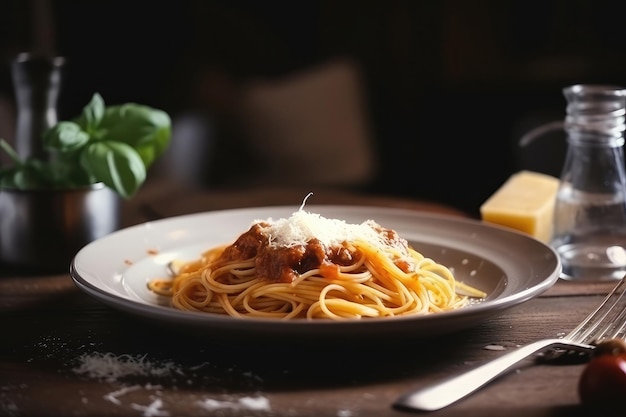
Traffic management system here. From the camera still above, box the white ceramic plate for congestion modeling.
[71,205,561,343]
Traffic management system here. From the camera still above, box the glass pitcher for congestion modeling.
[522,84,626,281]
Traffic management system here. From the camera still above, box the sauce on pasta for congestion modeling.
[148,209,486,320]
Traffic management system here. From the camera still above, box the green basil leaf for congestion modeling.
[0,138,23,166]
[98,104,172,167]
[0,168,19,188]
[1,92,171,197]
[74,92,105,133]
[43,121,90,152]
[44,154,90,187]
[9,170,26,188]
[79,141,146,198]
[4,161,49,189]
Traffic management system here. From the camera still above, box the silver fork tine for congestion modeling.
[595,292,626,341]
[541,276,626,362]
[566,276,626,343]
[597,278,626,340]
[394,274,626,412]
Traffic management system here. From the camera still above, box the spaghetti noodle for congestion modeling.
[148,208,486,320]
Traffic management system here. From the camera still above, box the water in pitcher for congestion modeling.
[551,183,626,281]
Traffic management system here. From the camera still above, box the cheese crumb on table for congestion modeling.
[479,170,560,243]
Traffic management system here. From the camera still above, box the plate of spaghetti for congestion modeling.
[70,204,561,342]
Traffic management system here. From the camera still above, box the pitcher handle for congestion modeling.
[519,120,564,147]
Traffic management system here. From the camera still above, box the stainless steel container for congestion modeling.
[0,183,120,273]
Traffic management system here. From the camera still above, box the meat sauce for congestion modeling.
[217,221,412,283]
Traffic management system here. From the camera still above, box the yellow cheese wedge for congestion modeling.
[479,171,560,243]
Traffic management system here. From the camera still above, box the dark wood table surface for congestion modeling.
[0,179,620,417]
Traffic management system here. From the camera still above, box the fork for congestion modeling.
[394,274,626,412]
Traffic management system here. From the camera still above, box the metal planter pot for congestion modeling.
[0,182,120,273]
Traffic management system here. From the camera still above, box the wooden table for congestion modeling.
[0,180,620,417]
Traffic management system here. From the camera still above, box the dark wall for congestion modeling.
[2,0,626,216]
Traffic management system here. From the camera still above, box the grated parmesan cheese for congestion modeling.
[197,396,271,412]
[21,342,274,416]
[130,398,170,417]
[258,210,385,248]
[72,352,182,382]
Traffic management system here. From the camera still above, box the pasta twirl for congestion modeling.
[148,209,486,320]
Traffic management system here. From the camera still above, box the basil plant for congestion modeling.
[0,93,171,198]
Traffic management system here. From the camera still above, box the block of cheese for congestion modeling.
[480,171,560,243]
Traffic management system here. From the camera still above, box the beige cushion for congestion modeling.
[240,59,377,187]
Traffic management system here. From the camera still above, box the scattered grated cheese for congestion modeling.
[104,385,142,405]
[239,396,271,410]
[72,352,182,382]
[197,396,271,412]
[16,338,275,416]
[131,398,170,417]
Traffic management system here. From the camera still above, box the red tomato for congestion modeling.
[578,339,626,409]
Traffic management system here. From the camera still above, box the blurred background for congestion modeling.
[1,0,626,216]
